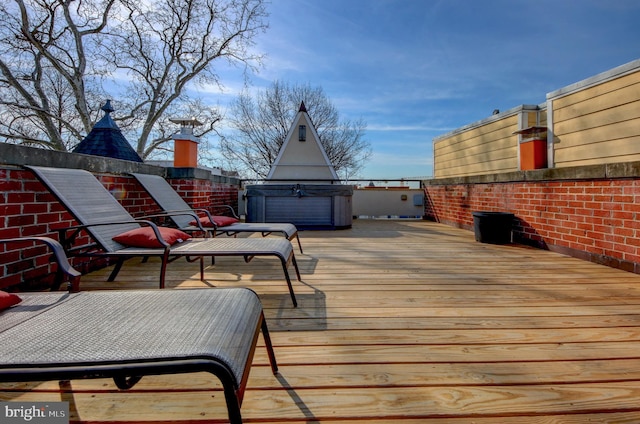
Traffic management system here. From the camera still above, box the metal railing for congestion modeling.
[238,179,426,219]
[239,178,425,189]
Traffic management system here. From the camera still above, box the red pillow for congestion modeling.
[113,227,191,248]
[0,291,22,311]
[189,216,239,228]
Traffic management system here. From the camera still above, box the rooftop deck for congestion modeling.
[4,219,640,422]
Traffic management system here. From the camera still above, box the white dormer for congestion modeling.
[266,101,338,182]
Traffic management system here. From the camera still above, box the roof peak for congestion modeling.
[94,100,118,129]
[102,99,114,114]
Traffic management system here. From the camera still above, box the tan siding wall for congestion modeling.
[551,70,640,168]
[432,61,640,178]
[433,114,520,178]
[539,109,548,128]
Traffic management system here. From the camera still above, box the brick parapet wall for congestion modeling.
[0,145,240,291]
[424,163,640,274]
[169,178,238,214]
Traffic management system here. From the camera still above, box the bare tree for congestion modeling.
[0,0,113,149]
[221,80,371,180]
[0,0,267,157]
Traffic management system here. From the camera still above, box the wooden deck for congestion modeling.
[5,219,640,422]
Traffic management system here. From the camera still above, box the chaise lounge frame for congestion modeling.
[0,236,81,292]
[130,172,303,253]
[0,237,277,424]
[25,165,300,306]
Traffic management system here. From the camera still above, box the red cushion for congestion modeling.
[189,216,239,228]
[0,291,22,311]
[112,227,191,248]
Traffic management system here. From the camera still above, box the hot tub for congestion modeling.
[245,184,353,230]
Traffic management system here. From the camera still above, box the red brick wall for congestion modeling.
[424,178,640,273]
[169,178,238,213]
[0,167,239,290]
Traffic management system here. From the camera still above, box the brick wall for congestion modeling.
[170,178,238,213]
[0,166,239,290]
[424,171,640,274]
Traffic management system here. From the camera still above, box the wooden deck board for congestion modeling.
[4,219,640,422]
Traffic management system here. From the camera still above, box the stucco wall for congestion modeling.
[352,188,425,218]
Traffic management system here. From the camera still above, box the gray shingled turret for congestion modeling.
[72,100,143,162]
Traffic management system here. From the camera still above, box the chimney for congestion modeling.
[170,117,202,167]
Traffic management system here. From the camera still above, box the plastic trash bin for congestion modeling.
[472,211,514,244]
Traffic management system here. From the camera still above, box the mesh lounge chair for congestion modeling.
[130,172,303,253]
[25,165,300,306]
[0,237,277,424]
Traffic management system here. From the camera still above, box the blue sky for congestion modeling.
[210,0,640,180]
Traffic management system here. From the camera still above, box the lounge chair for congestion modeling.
[130,172,303,253]
[25,165,300,306]
[0,237,277,424]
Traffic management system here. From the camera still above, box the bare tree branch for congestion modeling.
[105,0,267,158]
[0,0,267,159]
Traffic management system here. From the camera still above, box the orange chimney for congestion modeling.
[170,118,202,168]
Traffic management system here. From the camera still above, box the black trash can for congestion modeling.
[472,211,514,244]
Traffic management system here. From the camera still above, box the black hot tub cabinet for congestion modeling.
[245,184,353,230]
